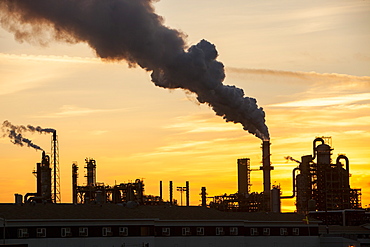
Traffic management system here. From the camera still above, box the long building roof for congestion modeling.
[0,203,317,224]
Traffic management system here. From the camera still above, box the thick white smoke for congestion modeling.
[0,0,269,140]
[1,120,55,151]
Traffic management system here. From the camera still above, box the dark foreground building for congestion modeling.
[0,203,323,247]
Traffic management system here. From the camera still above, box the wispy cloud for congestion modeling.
[0,53,105,96]
[0,53,102,64]
[227,67,370,83]
[131,137,237,158]
[35,105,129,118]
[269,93,370,107]
[0,72,52,95]
[164,114,241,133]
[89,130,109,136]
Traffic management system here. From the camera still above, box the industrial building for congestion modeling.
[208,137,363,216]
[0,134,369,247]
[0,203,323,247]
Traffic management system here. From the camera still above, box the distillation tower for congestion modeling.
[295,137,361,214]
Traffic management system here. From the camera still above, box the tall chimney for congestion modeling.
[159,180,163,201]
[201,187,207,207]
[186,181,190,206]
[261,140,273,211]
[169,181,173,205]
[72,163,78,204]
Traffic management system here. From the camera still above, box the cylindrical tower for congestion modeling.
[186,181,190,206]
[237,158,249,195]
[201,187,207,207]
[38,151,52,202]
[261,140,273,211]
[271,186,281,213]
[72,163,78,204]
[315,142,332,211]
[169,181,173,205]
[296,155,313,214]
[85,158,96,186]
[316,143,331,165]
[159,180,163,201]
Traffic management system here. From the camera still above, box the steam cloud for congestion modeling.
[0,0,269,140]
[1,120,55,151]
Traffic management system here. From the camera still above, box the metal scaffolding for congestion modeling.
[51,131,61,203]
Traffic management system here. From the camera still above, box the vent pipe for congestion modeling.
[201,187,207,207]
[169,181,173,205]
[72,163,78,204]
[261,140,273,211]
[336,155,349,173]
[312,137,325,160]
[159,180,163,201]
[186,181,190,206]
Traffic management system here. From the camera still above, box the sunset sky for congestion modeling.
[0,0,369,211]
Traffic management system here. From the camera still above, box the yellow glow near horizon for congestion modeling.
[0,52,369,211]
[1,0,369,213]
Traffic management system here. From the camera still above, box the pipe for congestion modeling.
[201,187,207,207]
[24,193,37,203]
[312,137,324,160]
[26,196,46,203]
[281,167,299,199]
[72,163,78,204]
[186,181,189,206]
[169,181,173,205]
[336,155,349,173]
[262,141,271,195]
[159,181,163,201]
[261,140,273,212]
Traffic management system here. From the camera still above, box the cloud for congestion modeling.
[0,53,102,64]
[226,67,370,84]
[269,93,370,107]
[89,130,109,136]
[34,105,129,118]
[0,53,106,96]
[164,114,240,133]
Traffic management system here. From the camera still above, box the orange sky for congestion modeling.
[0,0,369,212]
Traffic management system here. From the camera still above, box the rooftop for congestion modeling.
[0,203,316,224]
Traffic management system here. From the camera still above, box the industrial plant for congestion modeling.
[0,132,369,247]
[208,137,362,215]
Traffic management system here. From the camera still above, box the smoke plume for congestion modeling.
[1,120,56,151]
[0,0,269,140]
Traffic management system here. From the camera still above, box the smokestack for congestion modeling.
[260,140,273,211]
[72,163,78,204]
[186,181,190,207]
[159,180,163,201]
[169,181,173,205]
[201,187,207,207]
[0,1,269,140]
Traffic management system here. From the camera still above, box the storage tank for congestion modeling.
[271,187,281,213]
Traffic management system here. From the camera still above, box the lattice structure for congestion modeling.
[51,131,61,203]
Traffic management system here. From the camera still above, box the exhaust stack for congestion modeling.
[261,140,273,211]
